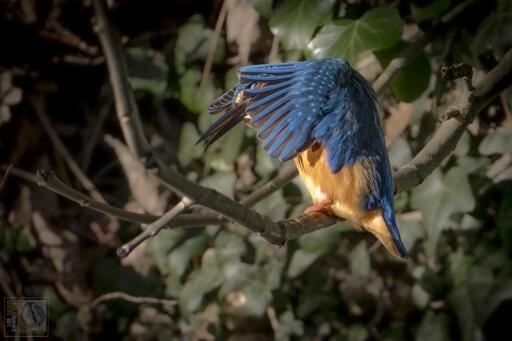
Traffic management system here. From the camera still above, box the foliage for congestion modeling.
[0,0,511,340]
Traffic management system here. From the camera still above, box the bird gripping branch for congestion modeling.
[198,59,408,258]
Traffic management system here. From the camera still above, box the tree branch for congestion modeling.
[117,196,195,257]
[394,48,512,192]
[373,0,479,94]
[88,291,177,308]
[36,0,510,257]
[199,0,230,94]
[0,164,12,190]
[92,0,150,158]
[32,96,108,204]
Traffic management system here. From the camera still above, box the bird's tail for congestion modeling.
[197,85,247,147]
[364,209,408,258]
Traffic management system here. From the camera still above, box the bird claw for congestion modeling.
[304,201,334,215]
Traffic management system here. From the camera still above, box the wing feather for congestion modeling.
[239,59,347,161]
[199,58,354,161]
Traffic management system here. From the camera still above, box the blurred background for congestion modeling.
[1,0,512,339]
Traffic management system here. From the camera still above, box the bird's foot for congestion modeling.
[304,201,334,215]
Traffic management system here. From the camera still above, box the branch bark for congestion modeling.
[32,96,108,204]
[373,0,479,94]
[92,0,150,158]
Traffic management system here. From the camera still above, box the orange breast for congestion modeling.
[294,146,368,222]
[294,146,394,250]
[294,146,402,257]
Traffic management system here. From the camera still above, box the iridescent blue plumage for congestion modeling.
[198,58,408,258]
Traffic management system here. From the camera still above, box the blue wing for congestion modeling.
[198,59,354,162]
[239,59,350,161]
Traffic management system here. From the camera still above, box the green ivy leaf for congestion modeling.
[276,311,304,340]
[297,291,338,318]
[270,0,335,50]
[253,189,288,220]
[179,68,221,114]
[146,229,186,274]
[348,241,370,278]
[287,249,323,278]
[478,127,512,155]
[175,15,225,73]
[126,47,168,96]
[206,124,245,171]
[411,0,452,23]
[374,41,431,102]
[411,167,476,258]
[298,225,343,253]
[179,260,224,314]
[248,0,272,18]
[167,235,209,278]
[177,122,203,167]
[347,324,369,341]
[308,8,402,64]
[471,0,512,59]
[199,171,237,198]
[215,232,247,264]
[388,137,413,168]
[416,311,450,341]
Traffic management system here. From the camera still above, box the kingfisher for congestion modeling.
[198,59,407,258]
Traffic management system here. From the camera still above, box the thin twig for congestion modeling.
[32,96,107,204]
[240,162,297,206]
[199,0,230,94]
[81,104,111,172]
[117,196,195,257]
[373,0,479,94]
[1,165,37,183]
[267,35,280,63]
[0,164,12,190]
[39,25,99,56]
[266,307,279,335]
[89,291,177,308]
[36,169,155,224]
[92,0,149,158]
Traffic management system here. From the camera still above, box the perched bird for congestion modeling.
[198,59,407,258]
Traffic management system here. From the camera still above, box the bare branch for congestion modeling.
[0,164,12,190]
[88,291,177,308]
[32,96,108,204]
[92,0,149,158]
[240,162,297,207]
[394,48,512,192]
[199,0,230,94]
[36,169,154,224]
[117,196,195,257]
[1,165,37,183]
[373,0,479,94]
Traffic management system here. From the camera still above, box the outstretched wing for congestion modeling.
[198,59,352,161]
[240,59,348,161]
